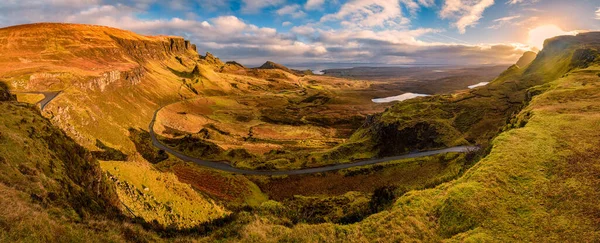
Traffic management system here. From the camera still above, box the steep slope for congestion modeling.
[214,32,600,242]
[0,86,125,241]
[516,51,537,68]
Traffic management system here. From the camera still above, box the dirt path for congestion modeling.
[149,100,478,175]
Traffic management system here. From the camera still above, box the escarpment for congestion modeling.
[110,35,197,61]
[77,66,145,92]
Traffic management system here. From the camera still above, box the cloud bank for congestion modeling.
[0,0,539,67]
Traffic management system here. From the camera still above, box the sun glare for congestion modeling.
[528,25,577,50]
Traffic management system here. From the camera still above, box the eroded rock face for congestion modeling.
[78,66,145,92]
[27,73,67,90]
[122,66,145,86]
[110,36,196,61]
[373,121,444,157]
[84,70,120,92]
[570,49,598,69]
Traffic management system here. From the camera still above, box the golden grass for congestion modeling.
[15,93,44,104]
[101,158,229,229]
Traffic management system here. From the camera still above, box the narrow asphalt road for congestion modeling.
[149,100,478,175]
[12,91,61,110]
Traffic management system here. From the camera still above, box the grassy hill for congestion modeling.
[203,32,600,242]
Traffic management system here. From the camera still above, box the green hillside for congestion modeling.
[205,32,600,242]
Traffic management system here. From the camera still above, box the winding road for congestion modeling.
[149,101,478,175]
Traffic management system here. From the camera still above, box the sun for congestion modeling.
[528,25,577,50]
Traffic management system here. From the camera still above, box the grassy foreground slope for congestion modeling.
[0,84,132,241]
[213,33,600,242]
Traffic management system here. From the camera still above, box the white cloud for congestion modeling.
[0,0,533,66]
[321,0,408,28]
[276,4,306,18]
[507,0,539,5]
[291,25,316,35]
[211,16,248,33]
[596,7,600,20]
[241,0,284,13]
[282,21,292,27]
[305,0,325,10]
[488,15,520,29]
[400,0,435,16]
[440,0,495,34]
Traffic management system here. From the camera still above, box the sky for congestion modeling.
[0,0,599,67]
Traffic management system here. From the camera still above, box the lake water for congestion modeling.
[468,82,489,89]
[372,93,430,103]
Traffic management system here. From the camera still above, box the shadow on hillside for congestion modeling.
[128,128,168,163]
[92,139,128,161]
[0,81,16,101]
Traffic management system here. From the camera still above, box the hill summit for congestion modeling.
[258,61,293,72]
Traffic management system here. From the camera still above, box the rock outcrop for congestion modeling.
[200,52,224,66]
[78,66,145,92]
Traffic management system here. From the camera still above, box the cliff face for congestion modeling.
[110,35,196,61]
[76,66,145,92]
[527,32,600,81]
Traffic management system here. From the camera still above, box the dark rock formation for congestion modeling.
[570,49,598,69]
[0,82,15,101]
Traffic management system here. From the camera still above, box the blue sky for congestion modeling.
[1,0,599,66]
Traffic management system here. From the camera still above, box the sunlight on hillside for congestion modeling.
[528,25,577,50]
